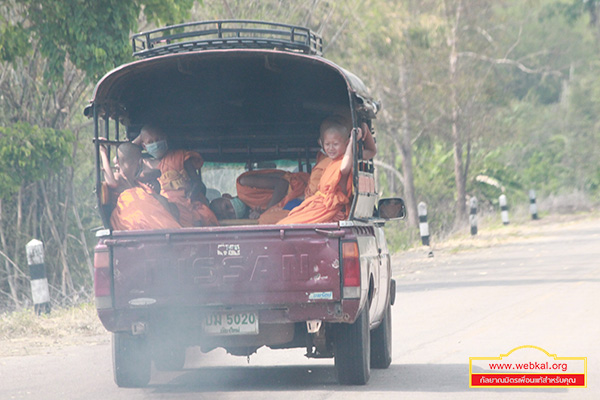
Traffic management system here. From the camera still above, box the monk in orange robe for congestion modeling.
[277,117,376,225]
[110,143,181,230]
[134,125,218,227]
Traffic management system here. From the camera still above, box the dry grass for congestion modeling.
[0,303,108,357]
[392,210,600,273]
[438,210,600,253]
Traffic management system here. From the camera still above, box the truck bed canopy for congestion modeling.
[86,50,377,163]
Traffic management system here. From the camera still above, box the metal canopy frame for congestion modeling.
[132,20,323,59]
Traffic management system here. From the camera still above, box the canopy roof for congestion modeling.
[87,49,379,162]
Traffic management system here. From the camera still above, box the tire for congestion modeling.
[370,302,392,369]
[113,333,151,388]
[153,345,186,371]
[334,307,370,385]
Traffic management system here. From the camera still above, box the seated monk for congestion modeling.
[133,124,218,227]
[209,169,309,222]
[110,143,182,231]
[304,116,375,198]
[98,139,162,206]
[277,116,376,225]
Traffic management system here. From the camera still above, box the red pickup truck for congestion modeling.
[88,21,405,387]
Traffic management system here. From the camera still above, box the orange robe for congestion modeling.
[158,150,218,227]
[277,158,352,224]
[258,206,292,225]
[237,169,309,210]
[110,185,181,231]
[304,157,332,198]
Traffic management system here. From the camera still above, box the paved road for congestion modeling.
[1,216,598,399]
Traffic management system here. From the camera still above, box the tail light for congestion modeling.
[342,241,361,298]
[94,246,112,309]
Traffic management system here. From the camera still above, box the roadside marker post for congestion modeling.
[469,197,478,235]
[499,194,509,225]
[418,202,430,246]
[529,189,539,220]
[26,239,51,315]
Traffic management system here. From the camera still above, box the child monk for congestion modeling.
[133,124,218,227]
[276,116,376,225]
[209,169,309,221]
[110,143,182,231]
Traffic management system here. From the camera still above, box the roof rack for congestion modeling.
[132,20,323,59]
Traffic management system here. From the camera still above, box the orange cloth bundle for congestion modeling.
[237,169,309,210]
[110,186,181,231]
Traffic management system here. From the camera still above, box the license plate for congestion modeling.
[202,311,259,336]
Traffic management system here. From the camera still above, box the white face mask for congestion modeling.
[145,140,168,159]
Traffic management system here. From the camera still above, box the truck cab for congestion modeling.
[87,20,405,387]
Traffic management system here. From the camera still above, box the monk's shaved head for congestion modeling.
[133,124,166,146]
[320,115,350,141]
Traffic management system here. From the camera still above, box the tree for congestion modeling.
[13,0,195,83]
[0,0,197,309]
[0,124,74,306]
[333,0,421,226]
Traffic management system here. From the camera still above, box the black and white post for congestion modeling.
[529,189,539,220]
[418,201,430,246]
[26,239,51,315]
[469,197,478,235]
[499,194,509,225]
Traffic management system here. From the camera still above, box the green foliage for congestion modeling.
[143,0,196,26]
[12,0,195,83]
[0,123,74,197]
[0,21,29,62]
[411,141,457,233]
[493,0,591,105]
[383,222,420,253]
[470,148,525,206]
[546,0,600,26]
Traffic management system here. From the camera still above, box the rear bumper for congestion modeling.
[97,299,360,335]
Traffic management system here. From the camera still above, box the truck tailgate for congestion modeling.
[107,224,344,310]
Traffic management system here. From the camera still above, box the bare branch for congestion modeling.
[458,51,563,77]
[221,0,234,19]
[474,26,495,46]
[374,159,404,186]
[0,249,28,279]
[503,25,522,60]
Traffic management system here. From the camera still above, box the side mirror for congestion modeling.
[377,198,406,220]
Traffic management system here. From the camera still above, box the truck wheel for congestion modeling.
[370,302,392,369]
[113,333,151,388]
[334,307,370,385]
[153,345,186,371]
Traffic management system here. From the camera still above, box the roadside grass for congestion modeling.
[390,204,599,257]
[0,303,107,357]
[438,207,599,254]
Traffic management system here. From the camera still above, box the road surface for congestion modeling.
[1,215,598,399]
